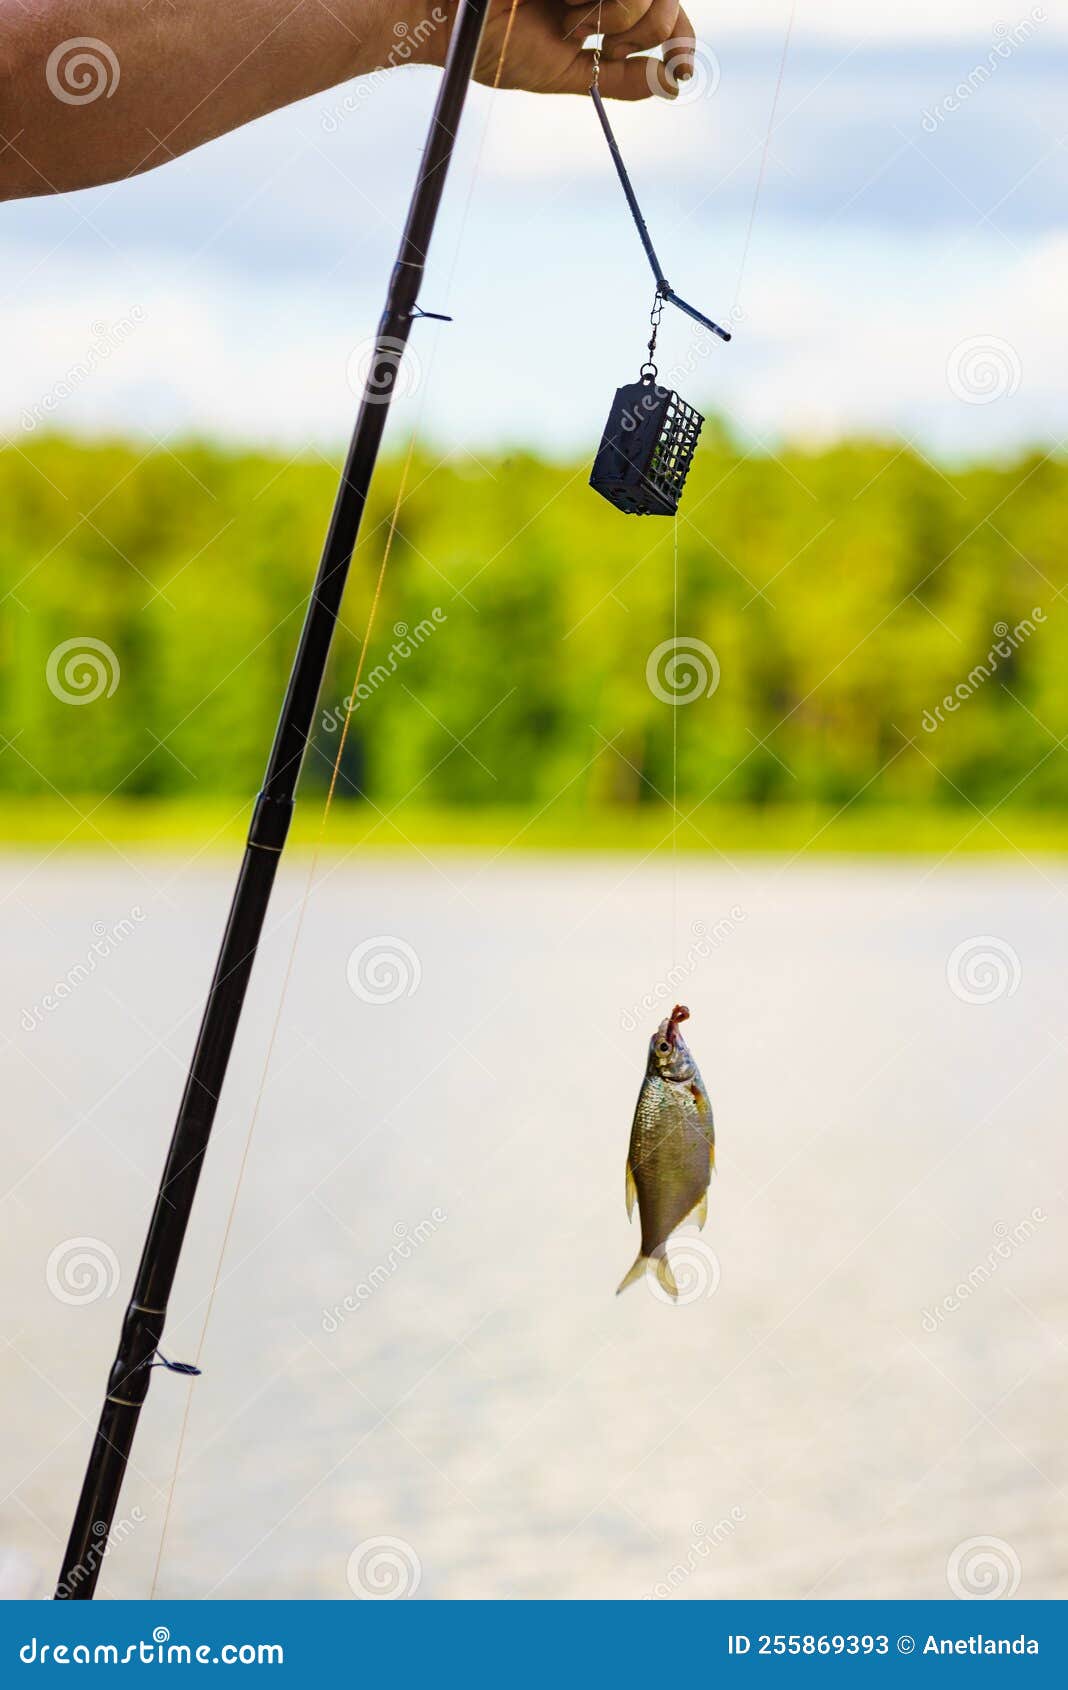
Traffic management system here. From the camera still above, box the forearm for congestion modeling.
[1,0,694,200]
[0,0,415,199]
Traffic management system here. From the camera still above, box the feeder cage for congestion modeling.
[590,376,704,517]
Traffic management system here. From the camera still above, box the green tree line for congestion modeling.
[1,431,1064,814]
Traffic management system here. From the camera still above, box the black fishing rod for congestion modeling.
[55,0,491,1600]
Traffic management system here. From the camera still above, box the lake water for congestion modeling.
[1,852,1065,1600]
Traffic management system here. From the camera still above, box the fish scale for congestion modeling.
[618,1005,715,1300]
[631,1080,711,1248]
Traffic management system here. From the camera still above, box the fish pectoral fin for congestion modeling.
[616,1253,648,1296]
[655,1250,679,1300]
[625,1161,637,1221]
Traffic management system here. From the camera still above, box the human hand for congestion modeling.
[419,0,697,99]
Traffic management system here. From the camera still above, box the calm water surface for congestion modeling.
[1,852,1065,1600]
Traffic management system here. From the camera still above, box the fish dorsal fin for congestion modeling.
[625,1161,637,1220]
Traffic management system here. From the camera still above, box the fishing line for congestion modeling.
[660,3,794,972]
[732,0,796,314]
[148,1,523,1598]
[147,487,403,1597]
[672,507,678,974]
[150,0,745,1591]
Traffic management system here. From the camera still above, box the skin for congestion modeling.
[0,0,697,201]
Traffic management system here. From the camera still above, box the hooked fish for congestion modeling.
[617,1004,715,1300]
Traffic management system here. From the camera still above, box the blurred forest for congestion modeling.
[0,431,1064,824]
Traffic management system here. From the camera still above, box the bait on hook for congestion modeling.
[587,74,732,517]
[55,7,741,1600]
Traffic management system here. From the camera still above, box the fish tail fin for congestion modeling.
[654,1248,679,1301]
[616,1252,649,1296]
[616,1247,680,1300]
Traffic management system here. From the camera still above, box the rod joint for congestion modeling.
[248,792,294,852]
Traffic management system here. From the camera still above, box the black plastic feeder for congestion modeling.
[591,375,704,518]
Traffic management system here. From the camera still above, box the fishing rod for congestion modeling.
[54,0,492,1601]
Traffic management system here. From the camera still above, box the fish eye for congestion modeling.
[657,1040,671,1054]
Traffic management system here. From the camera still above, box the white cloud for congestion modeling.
[708,227,1067,455]
[702,0,1062,43]
[1,4,1062,460]
[3,225,1062,460]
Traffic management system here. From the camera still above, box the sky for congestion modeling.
[2,1,1065,460]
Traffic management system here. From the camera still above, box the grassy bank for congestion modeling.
[3,798,1067,857]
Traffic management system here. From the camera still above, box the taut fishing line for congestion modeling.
[148,2,524,1597]
[582,6,796,967]
[732,0,796,315]
[103,1,797,1599]
[672,508,679,973]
